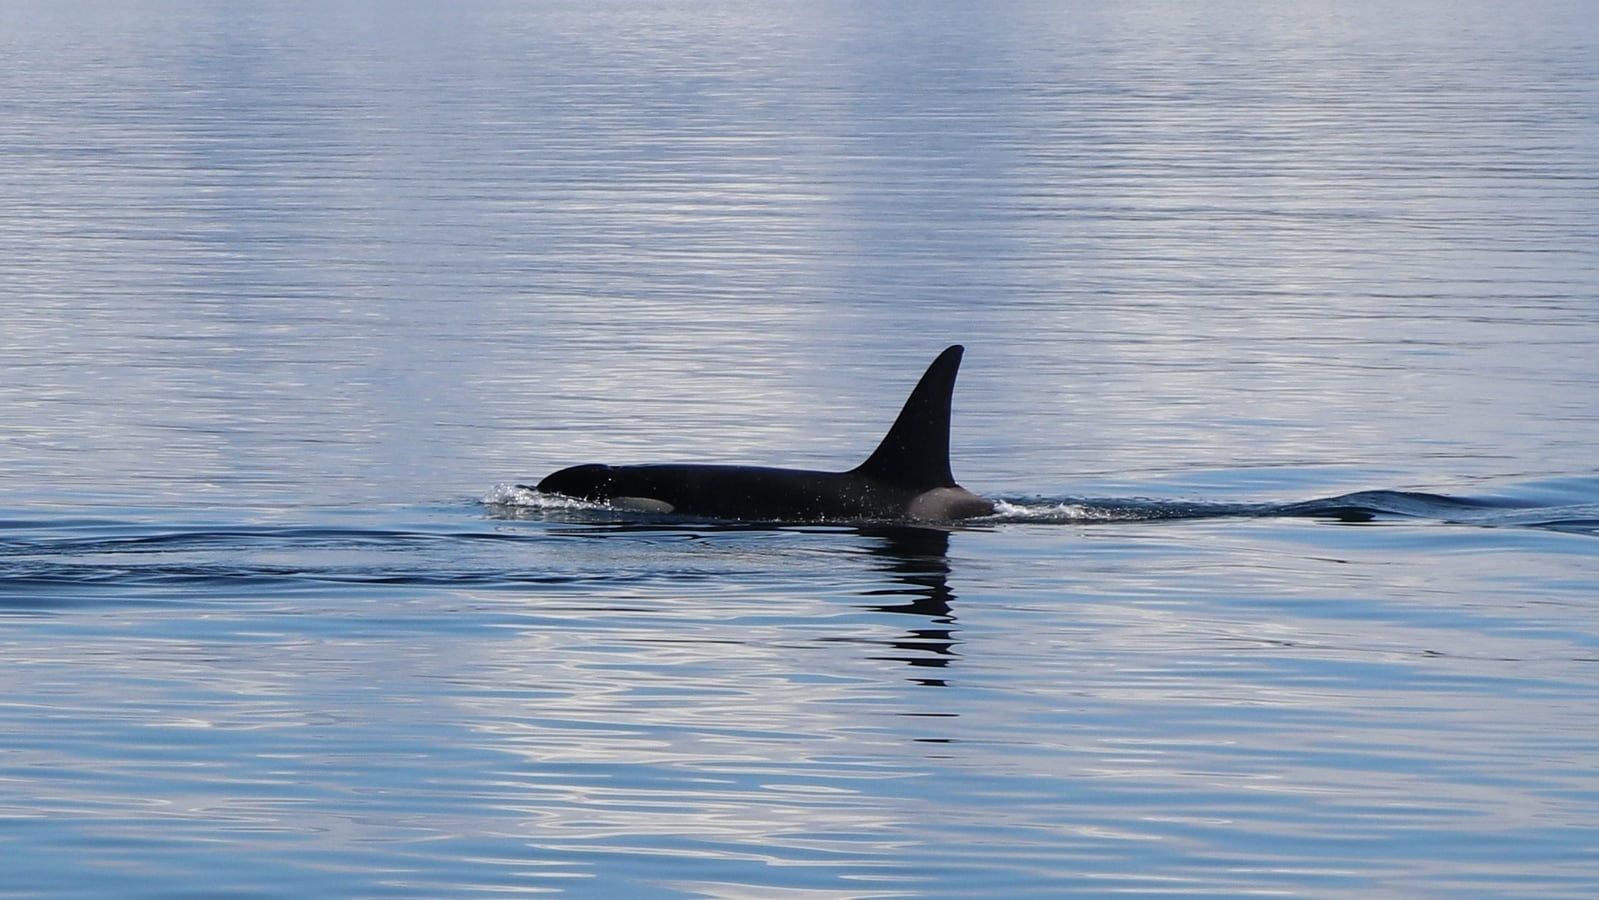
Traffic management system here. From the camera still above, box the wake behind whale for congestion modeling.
[990,490,1531,526]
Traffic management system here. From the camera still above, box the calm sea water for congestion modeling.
[4,2,1598,897]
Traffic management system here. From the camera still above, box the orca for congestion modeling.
[528,345,994,522]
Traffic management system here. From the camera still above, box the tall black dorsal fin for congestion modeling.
[852,345,964,489]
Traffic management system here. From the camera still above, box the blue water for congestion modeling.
[4,1,1599,896]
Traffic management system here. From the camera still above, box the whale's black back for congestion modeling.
[531,344,989,521]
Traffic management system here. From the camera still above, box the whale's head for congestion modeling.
[536,463,614,501]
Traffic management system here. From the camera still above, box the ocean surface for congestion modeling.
[3,2,1598,897]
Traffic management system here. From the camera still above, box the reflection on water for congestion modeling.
[849,527,960,686]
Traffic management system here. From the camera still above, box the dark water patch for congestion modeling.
[1272,489,1523,523]
[0,517,630,608]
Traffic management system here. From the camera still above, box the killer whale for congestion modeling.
[529,345,994,522]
